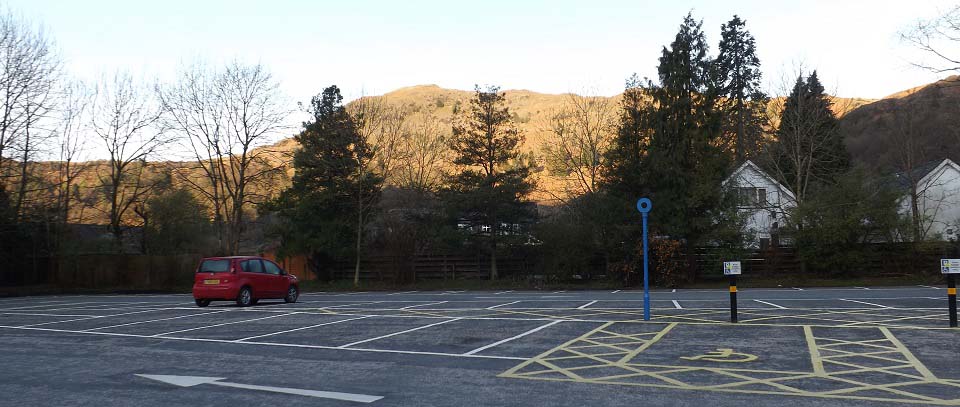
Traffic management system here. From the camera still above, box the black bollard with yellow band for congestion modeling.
[724,261,741,323]
[941,259,959,328]
[949,275,957,328]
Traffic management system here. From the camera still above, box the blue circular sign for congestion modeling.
[636,197,652,213]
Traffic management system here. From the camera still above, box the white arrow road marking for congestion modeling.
[135,374,383,403]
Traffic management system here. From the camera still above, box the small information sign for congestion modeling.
[941,259,960,274]
[723,261,742,276]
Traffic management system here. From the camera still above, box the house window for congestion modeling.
[738,187,768,208]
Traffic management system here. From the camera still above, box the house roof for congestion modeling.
[890,160,945,191]
[722,160,797,201]
[916,158,960,189]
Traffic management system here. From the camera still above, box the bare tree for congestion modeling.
[91,72,166,250]
[541,93,617,199]
[11,52,59,221]
[346,96,409,286]
[52,80,91,227]
[158,61,289,255]
[0,11,61,221]
[158,62,228,253]
[902,6,960,74]
[397,112,449,192]
[878,95,952,241]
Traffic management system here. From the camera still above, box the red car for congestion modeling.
[192,256,299,307]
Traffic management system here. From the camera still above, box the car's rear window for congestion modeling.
[198,259,231,273]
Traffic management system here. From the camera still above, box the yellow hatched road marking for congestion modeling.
[616,323,677,364]
[880,326,938,381]
[803,326,826,375]
[502,322,960,405]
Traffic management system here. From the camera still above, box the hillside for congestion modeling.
[265,85,872,202]
[17,84,893,226]
[841,76,960,173]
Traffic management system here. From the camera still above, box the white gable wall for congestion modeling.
[902,161,960,240]
[724,162,796,248]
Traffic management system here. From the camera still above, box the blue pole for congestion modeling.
[642,212,650,321]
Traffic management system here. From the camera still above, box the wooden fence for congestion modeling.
[2,254,202,289]
[328,255,536,281]
[2,242,955,290]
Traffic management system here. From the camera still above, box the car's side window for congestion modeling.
[241,260,264,273]
[263,260,282,275]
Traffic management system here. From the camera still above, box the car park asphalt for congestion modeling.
[0,286,958,406]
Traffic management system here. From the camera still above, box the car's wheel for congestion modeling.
[195,299,211,307]
[284,285,299,303]
[236,286,253,307]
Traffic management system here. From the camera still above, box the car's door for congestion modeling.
[240,259,269,297]
[262,259,286,297]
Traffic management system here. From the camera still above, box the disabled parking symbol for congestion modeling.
[680,348,758,363]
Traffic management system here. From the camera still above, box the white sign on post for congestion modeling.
[941,259,960,274]
[723,261,742,276]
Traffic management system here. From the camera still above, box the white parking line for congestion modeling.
[387,291,419,296]
[672,289,676,293]
[611,290,621,294]
[854,287,871,290]
[83,310,231,331]
[400,301,448,310]
[0,312,93,317]
[493,291,514,295]
[463,320,563,355]
[577,301,597,309]
[19,308,180,327]
[0,324,526,361]
[753,300,787,309]
[486,301,521,310]
[792,287,804,291]
[552,291,566,294]
[671,300,682,309]
[840,299,892,309]
[1,301,142,311]
[321,301,382,308]
[919,285,941,290]
[337,318,463,348]
[152,313,299,337]
[236,316,371,342]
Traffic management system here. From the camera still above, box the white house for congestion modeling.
[722,160,797,248]
[896,158,960,241]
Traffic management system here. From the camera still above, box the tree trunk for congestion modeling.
[14,135,28,221]
[490,214,499,280]
[490,245,498,281]
[910,185,922,241]
[354,170,363,288]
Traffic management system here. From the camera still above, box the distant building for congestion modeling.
[722,160,796,248]
[894,158,960,241]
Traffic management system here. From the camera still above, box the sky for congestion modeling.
[4,0,955,104]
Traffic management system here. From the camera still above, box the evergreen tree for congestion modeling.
[446,85,533,280]
[715,15,767,161]
[642,13,728,245]
[770,71,849,203]
[604,75,650,198]
[269,86,380,284]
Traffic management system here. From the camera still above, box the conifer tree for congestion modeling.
[447,85,533,280]
[715,15,767,161]
[642,13,728,244]
[769,71,849,203]
[270,86,380,284]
